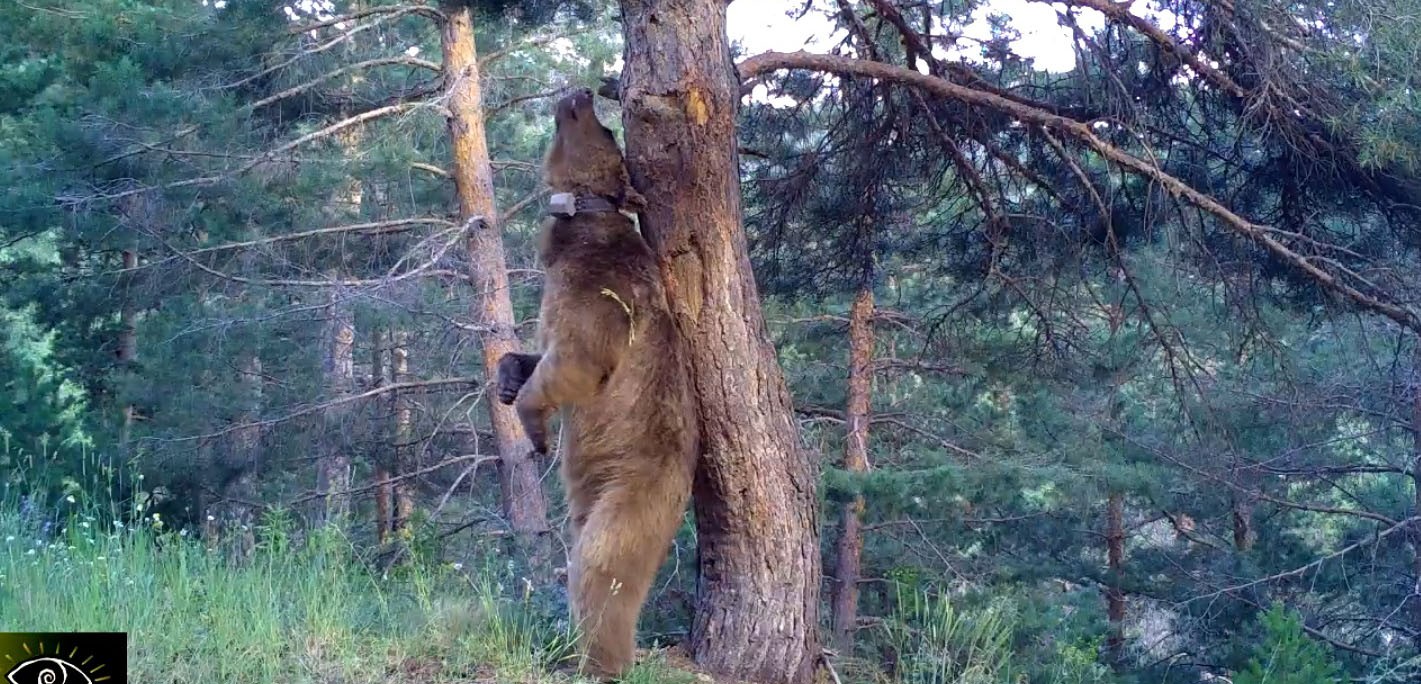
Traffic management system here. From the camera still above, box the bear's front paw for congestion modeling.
[496,353,529,405]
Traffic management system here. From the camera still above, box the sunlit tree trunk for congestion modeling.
[832,285,875,650]
[619,1,822,681]
[439,1,551,566]
[391,330,415,532]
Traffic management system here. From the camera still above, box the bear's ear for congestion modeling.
[619,185,647,213]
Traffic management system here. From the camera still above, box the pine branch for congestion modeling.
[737,50,1421,334]
[286,5,444,36]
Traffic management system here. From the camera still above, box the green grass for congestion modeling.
[0,505,689,683]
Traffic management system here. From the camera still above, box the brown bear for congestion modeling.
[495,87,697,680]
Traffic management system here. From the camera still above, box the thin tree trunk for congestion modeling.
[1105,491,1126,662]
[439,2,551,567]
[619,2,822,681]
[316,283,355,524]
[228,354,262,555]
[832,286,875,651]
[1410,358,1421,647]
[391,330,415,531]
[117,249,138,449]
[1231,492,1255,552]
[372,328,393,544]
[317,32,365,528]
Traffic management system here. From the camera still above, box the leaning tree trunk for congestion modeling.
[619,1,822,681]
[832,285,875,650]
[439,1,551,566]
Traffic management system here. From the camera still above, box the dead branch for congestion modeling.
[1183,516,1420,604]
[70,102,426,205]
[410,162,450,178]
[136,218,454,269]
[287,4,443,36]
[153,377,481,444]
[246,56,441,111]
[237,10,425,90]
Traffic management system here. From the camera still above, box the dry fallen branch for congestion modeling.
[68,102,427,205]
[246,56,442,111]
[153,377,480,444]
[135,218,455,268]
[737,50,1421,334]
[153,218,467,288]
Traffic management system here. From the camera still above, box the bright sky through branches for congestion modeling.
[726,0,1095,73]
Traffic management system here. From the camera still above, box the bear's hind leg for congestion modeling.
[568,489,684,679]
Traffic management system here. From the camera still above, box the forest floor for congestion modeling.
[0,507,710,684]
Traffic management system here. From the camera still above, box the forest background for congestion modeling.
[2,0,1420,683]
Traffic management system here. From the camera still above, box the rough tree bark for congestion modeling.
[832,286,875,650]
[439,2,551,564]
[619,1,822,681]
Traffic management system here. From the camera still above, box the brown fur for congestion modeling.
[496,88,697,680]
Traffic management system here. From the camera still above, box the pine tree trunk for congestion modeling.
[117,249,138,449]
[202,353,261,558]
[1105,491,1126,661]
[439,2,551,566]
[317,35,365,528]
[832,286,875,651]
[371,328,393,544]
[1410,362,1421,647]
[391,330,415,531]
[1231,492,1255,552]
[228,354,262,555]
[317,283,355,524]
[619,2,822,681]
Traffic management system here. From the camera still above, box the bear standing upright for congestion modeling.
[496,87,698,679]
